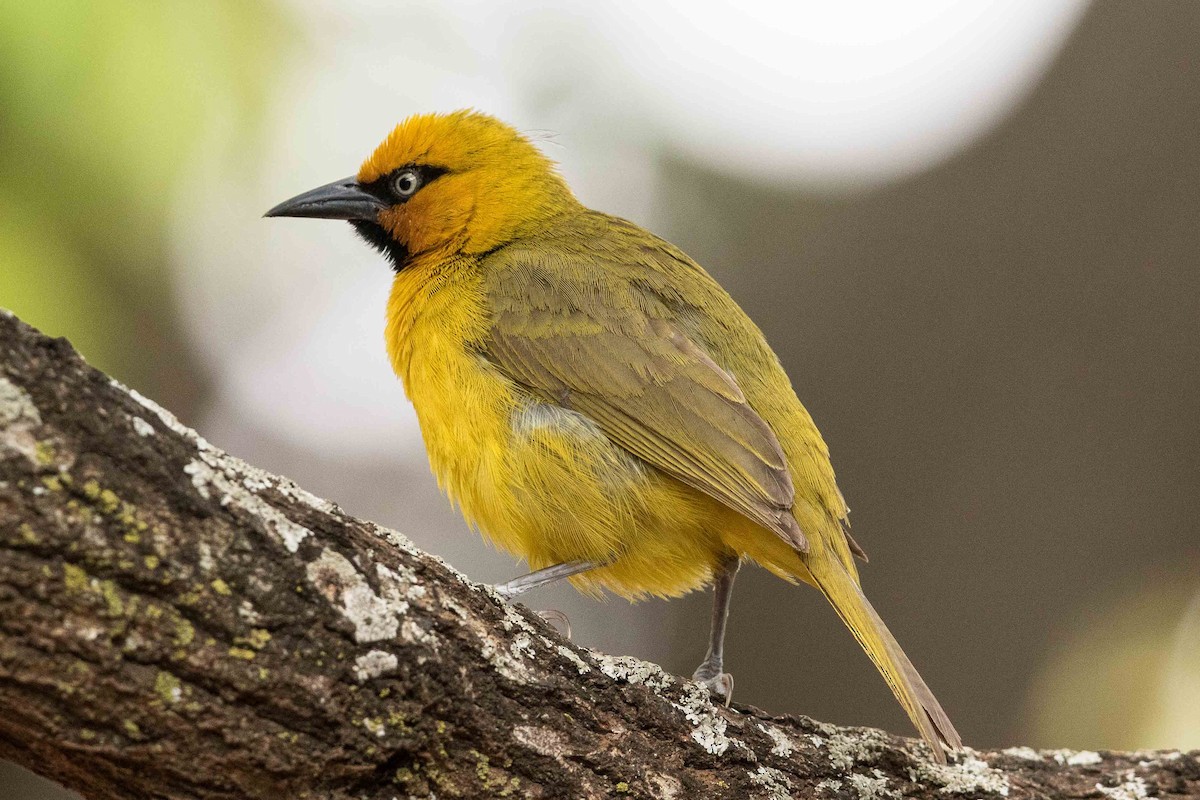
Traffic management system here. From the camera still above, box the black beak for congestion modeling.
[265,176,387,221]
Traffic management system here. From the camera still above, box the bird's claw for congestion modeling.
[692,665,734,707]
[536,608,572,639]
[489,578,572,637]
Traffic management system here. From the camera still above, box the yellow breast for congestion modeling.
[386,255,513,530]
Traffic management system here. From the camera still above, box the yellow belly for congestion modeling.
[413,357,735,596]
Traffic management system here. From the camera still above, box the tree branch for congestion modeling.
[0,310,1195,799]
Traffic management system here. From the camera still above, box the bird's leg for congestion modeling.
[492,560,600,600]
[692,554,741,705]
[492,560,600,639]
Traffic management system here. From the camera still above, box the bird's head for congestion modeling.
[267,110,576,269]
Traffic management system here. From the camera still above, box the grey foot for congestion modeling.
[692,664,734,706]
[491,583,521,601]
[491,560,599,600]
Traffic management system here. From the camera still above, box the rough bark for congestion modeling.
[0,309,1196,800]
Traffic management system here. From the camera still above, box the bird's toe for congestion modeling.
[692,664,734,706]
[536,608,572,639]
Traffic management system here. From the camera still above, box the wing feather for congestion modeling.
[483,242,808,552]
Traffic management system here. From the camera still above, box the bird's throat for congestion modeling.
[351,220,411,272]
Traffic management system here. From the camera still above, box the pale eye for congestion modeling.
[391,169,421,199]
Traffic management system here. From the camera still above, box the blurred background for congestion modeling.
[2,0,1198,795]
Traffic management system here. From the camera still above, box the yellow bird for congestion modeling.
[267,110,961,761]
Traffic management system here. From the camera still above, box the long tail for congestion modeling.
[809,554,962,763]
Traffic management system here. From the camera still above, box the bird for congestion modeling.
[267,109,961,762]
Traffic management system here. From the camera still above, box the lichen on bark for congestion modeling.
[1,311,1197,799]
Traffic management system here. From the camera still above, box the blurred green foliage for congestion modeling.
[0,1,288,400]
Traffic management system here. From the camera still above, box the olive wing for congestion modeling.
[482,249,808,553]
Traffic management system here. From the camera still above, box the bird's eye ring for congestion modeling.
[391,169,422,199]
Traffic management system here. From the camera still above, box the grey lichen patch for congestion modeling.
[118,382,211,447]
[441,594,538,682]
[646,773,682,800]
[913,753,1010,796]
[150,408,339,516]
[117,379,339,554]
[1052,749,1103,766]
[1134,751,1183,769]
[306,548,405,644]
[747,766,792,800]
[847,770,896,800]
[130,415,155,437]
[354,649,399,682]
[673,682,737,755]
[185,455,312,553]
[510,631,535,662]
[593,654,748,757]
[595,654,672,691]
[237,599,262,624]
[474,622,534,682]
[513,725,569,759]
[371,523,429,564]
[1096,771,1149,800]
[400,618,437,649]
[197,541,216,572]
[553,643,592,674]
[0,376,41,428]
[0,376,43,464]
[377,561,425,605]
[496,601,538,636]
[821,727,888,771]
[1001,746,1043,762]
[757,722,794,757]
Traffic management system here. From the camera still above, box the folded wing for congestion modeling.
[482,244,808,552]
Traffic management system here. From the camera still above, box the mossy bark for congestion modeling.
[0,310,1197,799]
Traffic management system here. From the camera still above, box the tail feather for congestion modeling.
[811,556,961,762]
